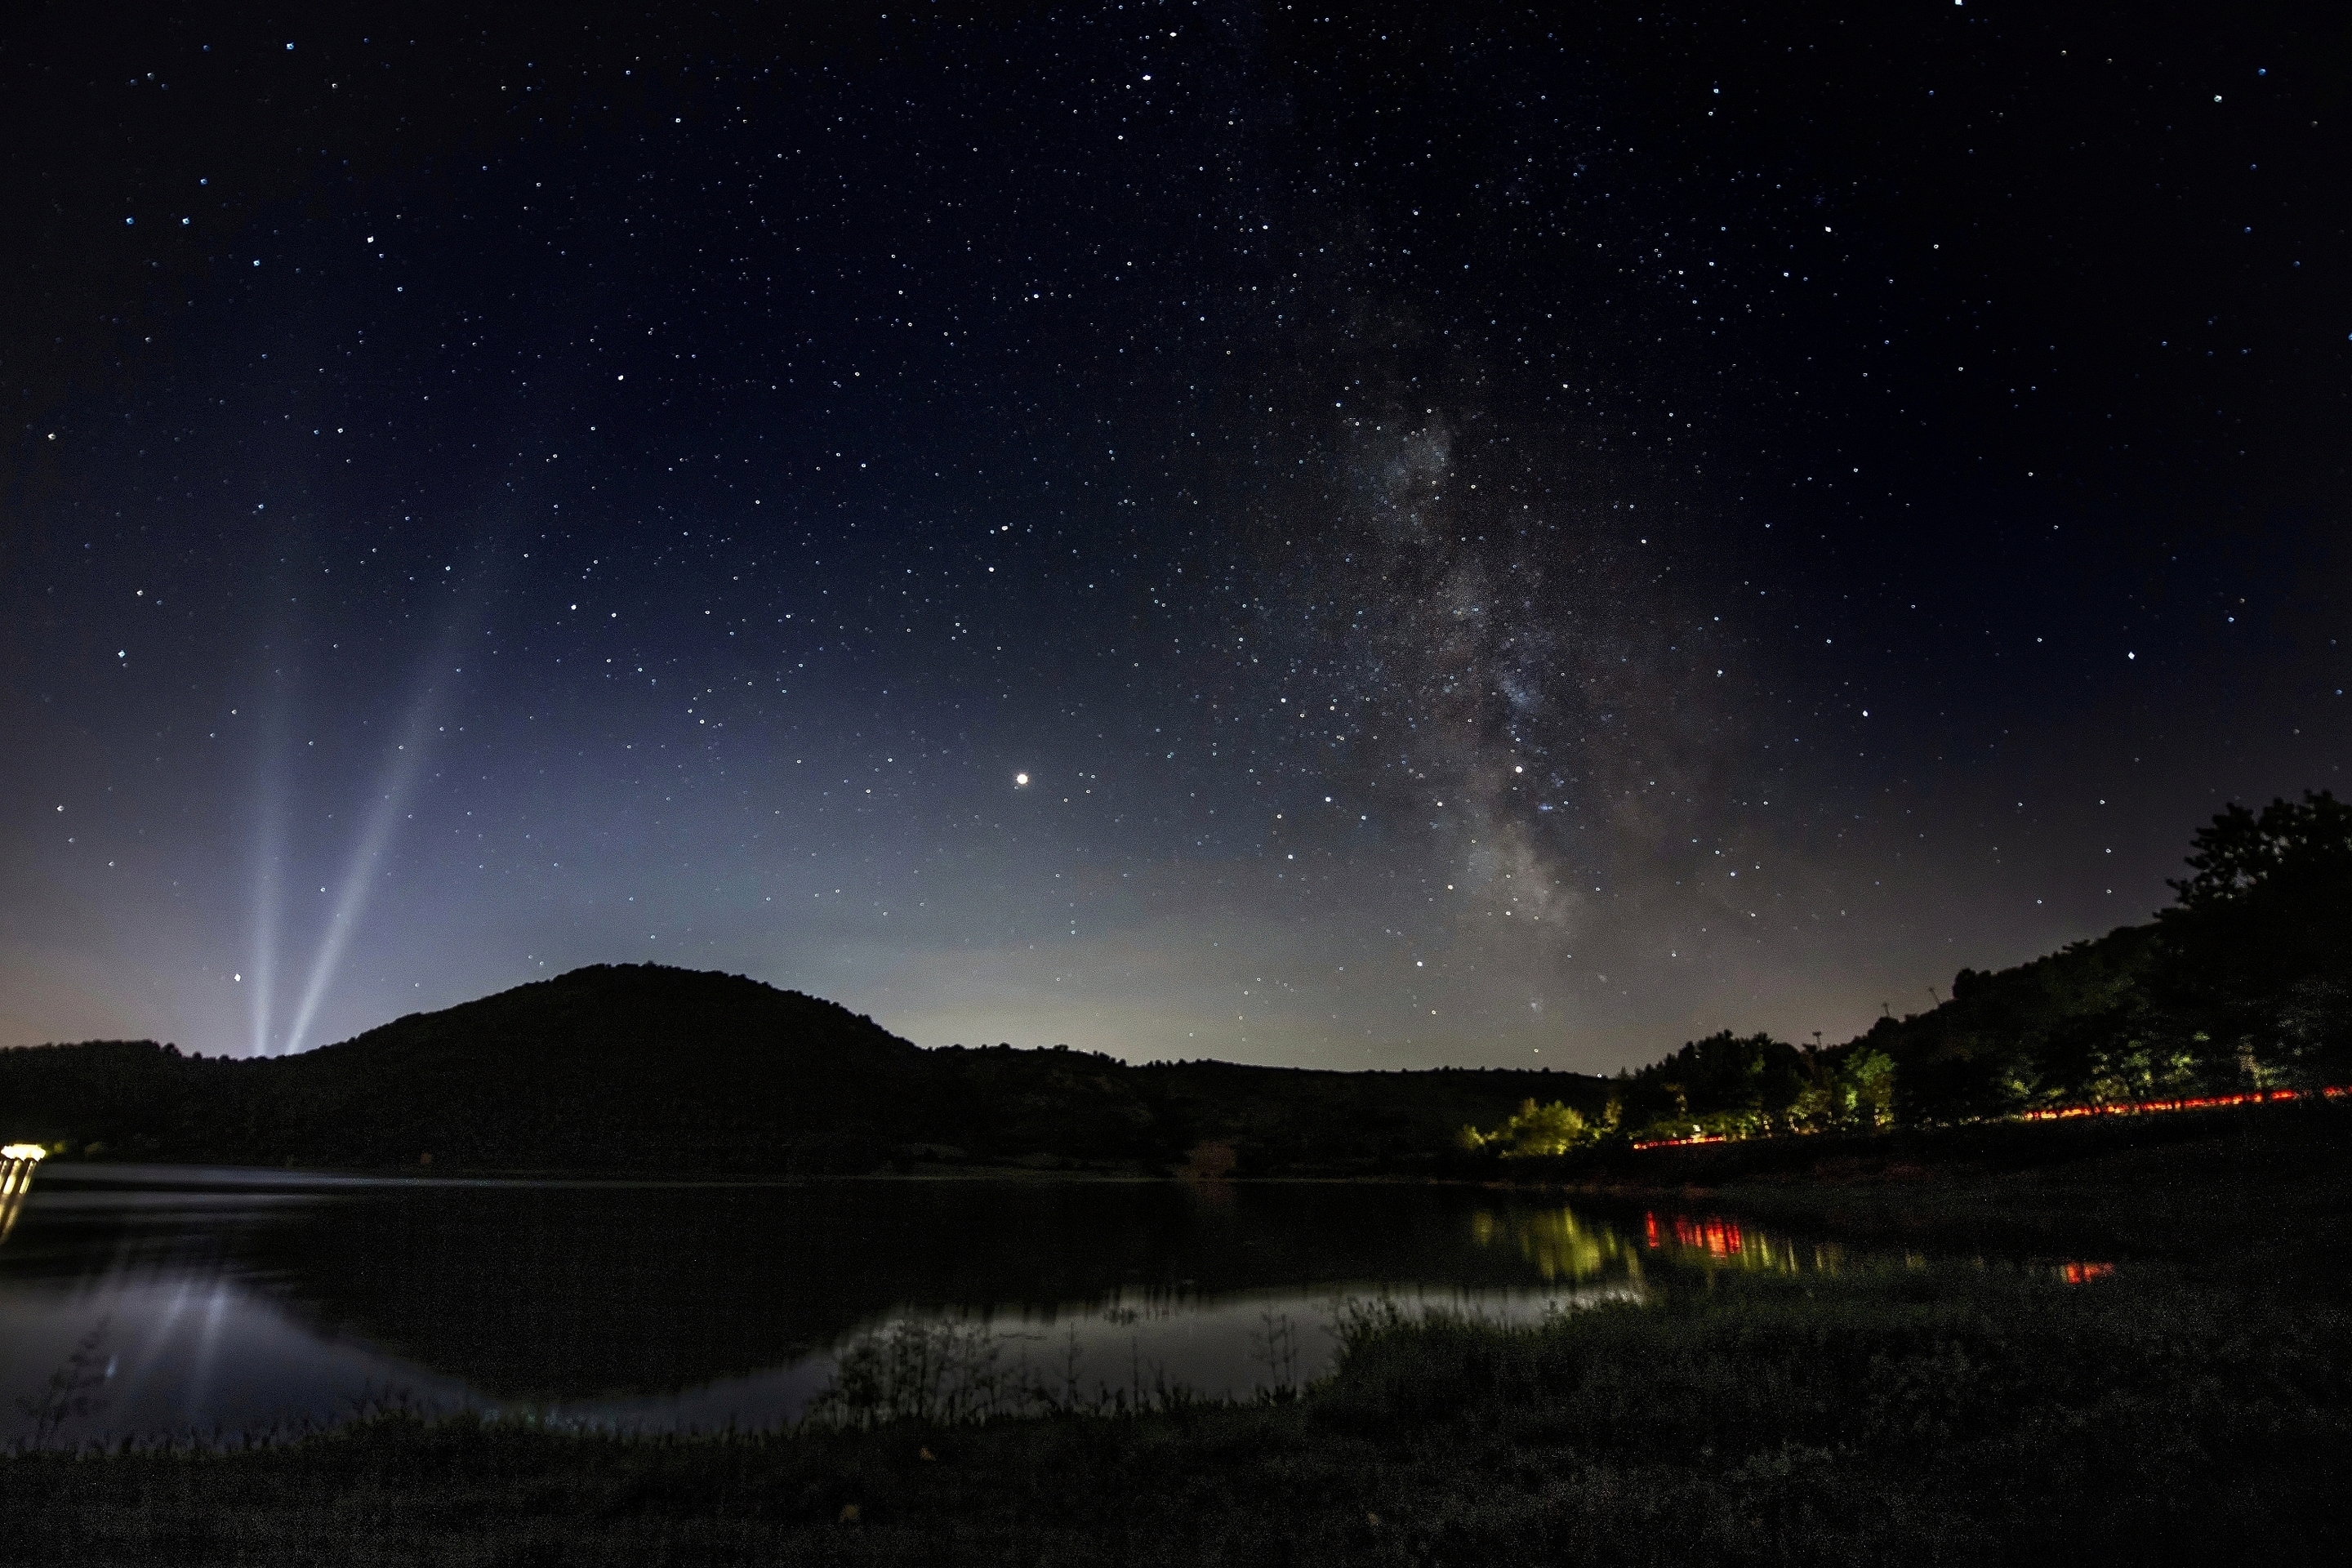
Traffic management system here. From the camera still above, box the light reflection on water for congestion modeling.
[1637,1209,1851,1273]
[1471,1201,2116,1287]
[1472,1204,1646,1282]
[1468,1203,1858,1281]
[0,1167,2044,1444]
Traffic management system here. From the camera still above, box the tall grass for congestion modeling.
[804,1306,1318,1427]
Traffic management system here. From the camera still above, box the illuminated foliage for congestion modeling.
[1459,1098,1606,1158]
[1615,1031,1813,1145]
[1788,1048,1895,1134]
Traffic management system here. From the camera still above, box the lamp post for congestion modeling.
[0,1143,47,1244]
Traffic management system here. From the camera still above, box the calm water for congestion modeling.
[0,1165,1870,1444]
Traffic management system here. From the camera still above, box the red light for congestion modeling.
[2020,1085,2349,1122]
[1627,1085,2348,1155]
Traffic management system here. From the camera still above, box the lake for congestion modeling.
[1,1165,1874,1445]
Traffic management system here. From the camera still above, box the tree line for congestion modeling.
[1464,791,2352,1156]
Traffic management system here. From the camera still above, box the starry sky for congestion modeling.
[4,0,2345,1070]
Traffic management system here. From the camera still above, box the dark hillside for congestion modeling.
[902,1048,1611,1175]
[1838,792,2352,1120]
[1855,922,2165,1123]
[1,966,929,1173]
[0,964,1607,1176]
[1129,1058,1615,1175]
[1548,793,2352,1151]
[264,964,930,1170]
[0,1039,220,1157]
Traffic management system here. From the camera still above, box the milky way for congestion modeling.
[3,2,2344,1068]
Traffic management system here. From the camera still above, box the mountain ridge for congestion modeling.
[0,962,1605,1176]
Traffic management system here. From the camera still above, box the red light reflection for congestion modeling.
[1643,1211,1745,1257]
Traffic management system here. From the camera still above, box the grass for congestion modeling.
[6,1260,2349,1566]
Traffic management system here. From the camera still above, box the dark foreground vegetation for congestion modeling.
[9,1105,2352,1566]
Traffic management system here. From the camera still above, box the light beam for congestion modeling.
[279,616,470,1054]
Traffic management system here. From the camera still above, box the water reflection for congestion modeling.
[2,1170,1655,1444]
[5,1171,2065,1445]
[1639,1209,1850,1274]
[1470,1204,1645,1282]
[1466,1202,1853,1279]
[1465,1200,2125,1290]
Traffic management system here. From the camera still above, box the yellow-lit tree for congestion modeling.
[1459,1098,1601,1157]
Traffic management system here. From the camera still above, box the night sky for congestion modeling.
[4,1,2345,1070]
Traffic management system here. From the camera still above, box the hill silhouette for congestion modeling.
[0,964,1604,1176]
